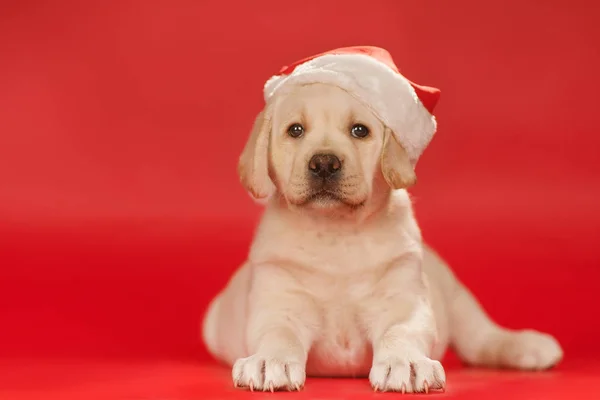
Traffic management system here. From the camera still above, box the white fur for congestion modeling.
[202,84,563,393]
[263,54,436,165]
[202,195,563,392]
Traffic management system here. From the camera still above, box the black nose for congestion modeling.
[308,153,342,178]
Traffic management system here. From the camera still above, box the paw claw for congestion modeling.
[370,356,445,393]
[233,354,306,392]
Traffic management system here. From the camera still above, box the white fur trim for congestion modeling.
[264,54,436,164]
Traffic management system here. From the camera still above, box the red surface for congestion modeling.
[2,359,599,400]
[1,0,599,399]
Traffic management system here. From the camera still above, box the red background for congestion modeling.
[1,0,599,399]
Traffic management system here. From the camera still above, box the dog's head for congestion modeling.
[238,83,416,214]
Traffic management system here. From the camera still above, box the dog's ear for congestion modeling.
[238,106,276,200]
[380,127,417,189]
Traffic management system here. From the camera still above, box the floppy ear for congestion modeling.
[238,106,276,200]
[380,127,417,189]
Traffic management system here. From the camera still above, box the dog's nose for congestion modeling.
[308,153,342,178]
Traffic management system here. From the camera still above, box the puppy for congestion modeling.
[202,83,563,393]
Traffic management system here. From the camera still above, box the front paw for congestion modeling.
[369,356,446,393]
[232,354,305,392]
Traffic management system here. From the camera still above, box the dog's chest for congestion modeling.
[267,227,400,376]
[300,269,381,377]
[294,229,398,274]
[306,300,372,377]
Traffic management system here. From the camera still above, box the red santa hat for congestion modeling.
[263,46,440,165]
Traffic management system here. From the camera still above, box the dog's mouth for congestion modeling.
[307,190,342,203]
[299,189,364,209]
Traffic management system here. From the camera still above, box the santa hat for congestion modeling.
[263,46,440,165]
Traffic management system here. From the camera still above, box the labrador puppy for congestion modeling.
[202,83,563,393]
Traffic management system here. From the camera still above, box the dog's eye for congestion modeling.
[350,124,370,138]
[287,123,305,138]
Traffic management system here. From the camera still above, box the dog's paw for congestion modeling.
[498,330,563,370]
[369,356,446,393]
[232,354,305,392]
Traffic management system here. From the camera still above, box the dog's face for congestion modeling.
[239,83,416,214]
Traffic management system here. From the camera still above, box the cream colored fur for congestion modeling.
[202,83,563,393]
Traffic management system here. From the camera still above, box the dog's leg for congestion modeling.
[448,281,563,370]
[423,245,563,370]
[365,260,446,393]
[202,263,253,366]
[232,264,318,392]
